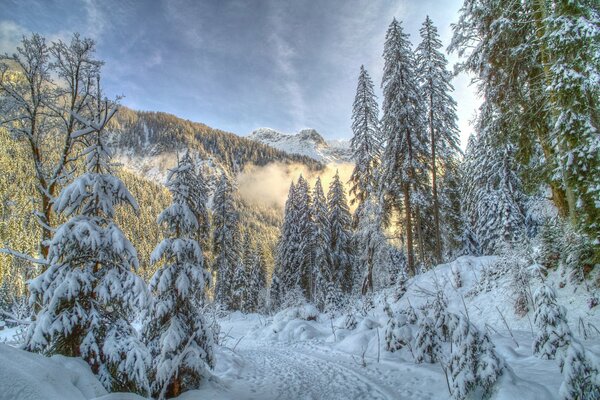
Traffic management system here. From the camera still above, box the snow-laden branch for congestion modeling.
[0,248,48,265]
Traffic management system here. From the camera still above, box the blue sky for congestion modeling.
[0,0,479,145]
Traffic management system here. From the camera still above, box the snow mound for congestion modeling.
[252,304,328,342]
[0,344,107,400]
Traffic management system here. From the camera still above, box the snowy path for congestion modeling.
[209,316,447,400]
[230,343,396,399]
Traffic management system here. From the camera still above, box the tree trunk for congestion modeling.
[429,90,442,263]
[361,246,374,295]
[403,184,415,276]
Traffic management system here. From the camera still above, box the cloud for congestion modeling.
[237,161,355,211]
[0,20,28,54]
[266,3,307,128]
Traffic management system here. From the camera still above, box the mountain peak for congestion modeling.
[297,128,326,146]
[248,127,351,163]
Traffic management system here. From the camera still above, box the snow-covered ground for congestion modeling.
[1,256,598,400]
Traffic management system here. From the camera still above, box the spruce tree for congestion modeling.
[143,158,213,399]
[380,19,430,275]
[532,283,571,360]
[273,181,297,306]
[355,196,386,294]
[311,177,332,310]
[212,173,240,309]
[545,1,600,244]
[294,175,314,298]
[349,66,382,217]
[449,316,505,400]
[559,339,600,400]
[180,152,210,250]
[416,16,461,263]
[414,316,441,364]
[327,171,354,294]
[25,108,149,394]
[246,246,265,313]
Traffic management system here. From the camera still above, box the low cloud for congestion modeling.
[237,161,355,210]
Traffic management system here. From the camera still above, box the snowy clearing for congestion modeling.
[1,256,598,400]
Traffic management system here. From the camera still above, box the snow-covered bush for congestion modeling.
[448,315,504,400]
[24,113,149,395]
[142,156,214,399]
[414,316,441,363]
[532,284,571,360]
[343,312,358,330]
[385,312,412,352]
[559,339,600,400]
[282,286,308,310]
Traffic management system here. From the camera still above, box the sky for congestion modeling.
[0,0,479,146]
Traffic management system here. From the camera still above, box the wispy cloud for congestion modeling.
[0,20,28,54]
[266,2,306,129]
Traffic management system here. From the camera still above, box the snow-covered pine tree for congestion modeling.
[414,315,441,364]
[275,177,312,303]
[450,0,599,258]
[180,152,210,250]
[231,260,247,312]
[545,1,600,246]
[385,311,412,353]
[274,181,297,305]
[349,66,382,218]
[311,177,332,310]
[415,16,461,264]
[246,246,265,313]
[460,128,526,254]
[143,157,213,399]
[25,105,149,394]
[449,315,505,400]
[212,173,240,310]
[327,171,354,294]
[532,283,571,360]
[355,196,387,294]
[294,175,314,298]
[559,338,600,400]
[379,19,430,275]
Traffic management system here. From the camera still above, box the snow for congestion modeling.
[0,343,107,400]
[1,256,598,399]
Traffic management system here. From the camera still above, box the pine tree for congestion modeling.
[545,1,600,244]
[416,16,461,263]
[380,19,430,275]
[559,339,600,400]
[24,107,149,394]
[294,175,314,298]
[449,316,505,400]
[349,66,382,216]
[532,283,571,360]
[327,171,354,294]
[275,177,313,302]
[180,152,210,250]
[143,158,213,399]
[311,177,332,310]
[461,129,526,254]
[246,246,265,313]
[385,311,411,352]
[355,196,386,294]
[212,173,240,309]
[450,0,600,258]
[275,181,297,303]
[414,316,441,363]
